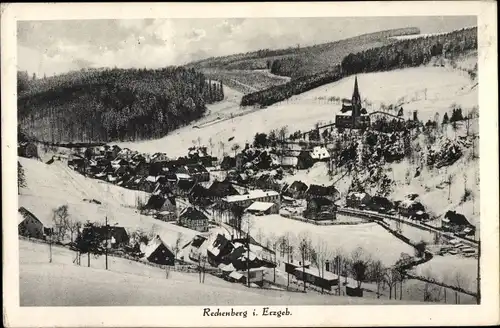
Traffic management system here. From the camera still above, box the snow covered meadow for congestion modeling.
[115,65,477,158]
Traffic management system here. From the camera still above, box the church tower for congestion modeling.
[351,76,362,117]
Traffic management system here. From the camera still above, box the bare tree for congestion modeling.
[312,238,330,294]
[267,232,278,283]
[298,231,312,292]
[52,205,70,242]
[208,137,214,156]
[384,268,399,300]
[350,247,370,290]
[173,232,183,264]
[445,173,454,200]
[369,260,385,298]
[67,219,81,243]
[219,141,225,157]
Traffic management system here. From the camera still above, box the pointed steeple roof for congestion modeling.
[352,76,361,105]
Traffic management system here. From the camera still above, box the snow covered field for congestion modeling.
[412,255,478,293]
[116,65,477,158]
[246,214,415,266]
[19,240,416,306]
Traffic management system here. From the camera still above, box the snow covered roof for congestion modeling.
[146,176,160,183]
[293,267,339,281]
[224,190,279,203]
[220,263,236,272]
[141,235,170,259]
[176,173,192,180]
[229,271,244,280]
[246,201,275,212]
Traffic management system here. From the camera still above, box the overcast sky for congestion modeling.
[18,16,476,77]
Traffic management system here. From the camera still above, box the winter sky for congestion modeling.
[18,16,476,77]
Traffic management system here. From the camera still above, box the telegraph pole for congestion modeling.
[476,238,481,304]
[247,221,250,288]
[105,215,108,270]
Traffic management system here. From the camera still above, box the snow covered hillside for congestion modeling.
[18,157,197,247]
[116,65,477,158]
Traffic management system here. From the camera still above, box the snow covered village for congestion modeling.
[16,16,482,307]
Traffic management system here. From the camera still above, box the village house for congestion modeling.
[297,151,315,170]
[442,211,475,236]
[18,207,51,239]
[245,201,279,215]
[144,194,177,222]
[220,156,237,170]
[18,141,38,159]
[178,207,209,232]
[281,156,298,168]
[346,192,372,209]
[188,184,213,207]
[284,180,309,199]
[304,197,337,221]
[222,189,280,209]
[293,267,339,291]
[208,180,240,201]
[306,184,340,201]
[99,226,130,249]
[398,198,427,218]
[207,234,235,266]
[188,235,208,262]
[176,164,210,182]
[311,146,331,162]
[367,196,394,214]
[141,235,176,266]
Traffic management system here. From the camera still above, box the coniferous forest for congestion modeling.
[18,67,224,143]
[241,27,477,108]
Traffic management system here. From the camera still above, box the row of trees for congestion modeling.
[18,67,224,143]
[241,67,343,107]
[257,229,426,299]
[341,27,477,75]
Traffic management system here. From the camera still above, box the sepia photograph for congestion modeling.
[2,2,498,327]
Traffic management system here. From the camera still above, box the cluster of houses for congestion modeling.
[184,233,276,287]
[68,145,215,192]
[281,180,340,221]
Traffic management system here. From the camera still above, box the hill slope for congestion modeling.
[188,27,420,93]
[116,64,477,157]
[18,157,197,247]
[18,67,224,143]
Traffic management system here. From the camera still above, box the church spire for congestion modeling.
[352,76,361,106]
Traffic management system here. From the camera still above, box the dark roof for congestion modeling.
[190,184,211,198]
[177,179,196,191]
[145,195,176,210]
[191,235,207,248]
[179,207,209,221]
[307,184,337,196]
[183,164,209,174]
[444,211,472,226]
[309,197,334,207]
[289,180,308,192]
[208,180,239,198]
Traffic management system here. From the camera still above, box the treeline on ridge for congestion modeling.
[18,67,224,143]
[241,27,477,108]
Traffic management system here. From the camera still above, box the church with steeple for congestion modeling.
[335,76,370,129]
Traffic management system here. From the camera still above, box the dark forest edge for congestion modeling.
[188,27,420,72]
[18,67,225,143]
[240,27,477,108]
